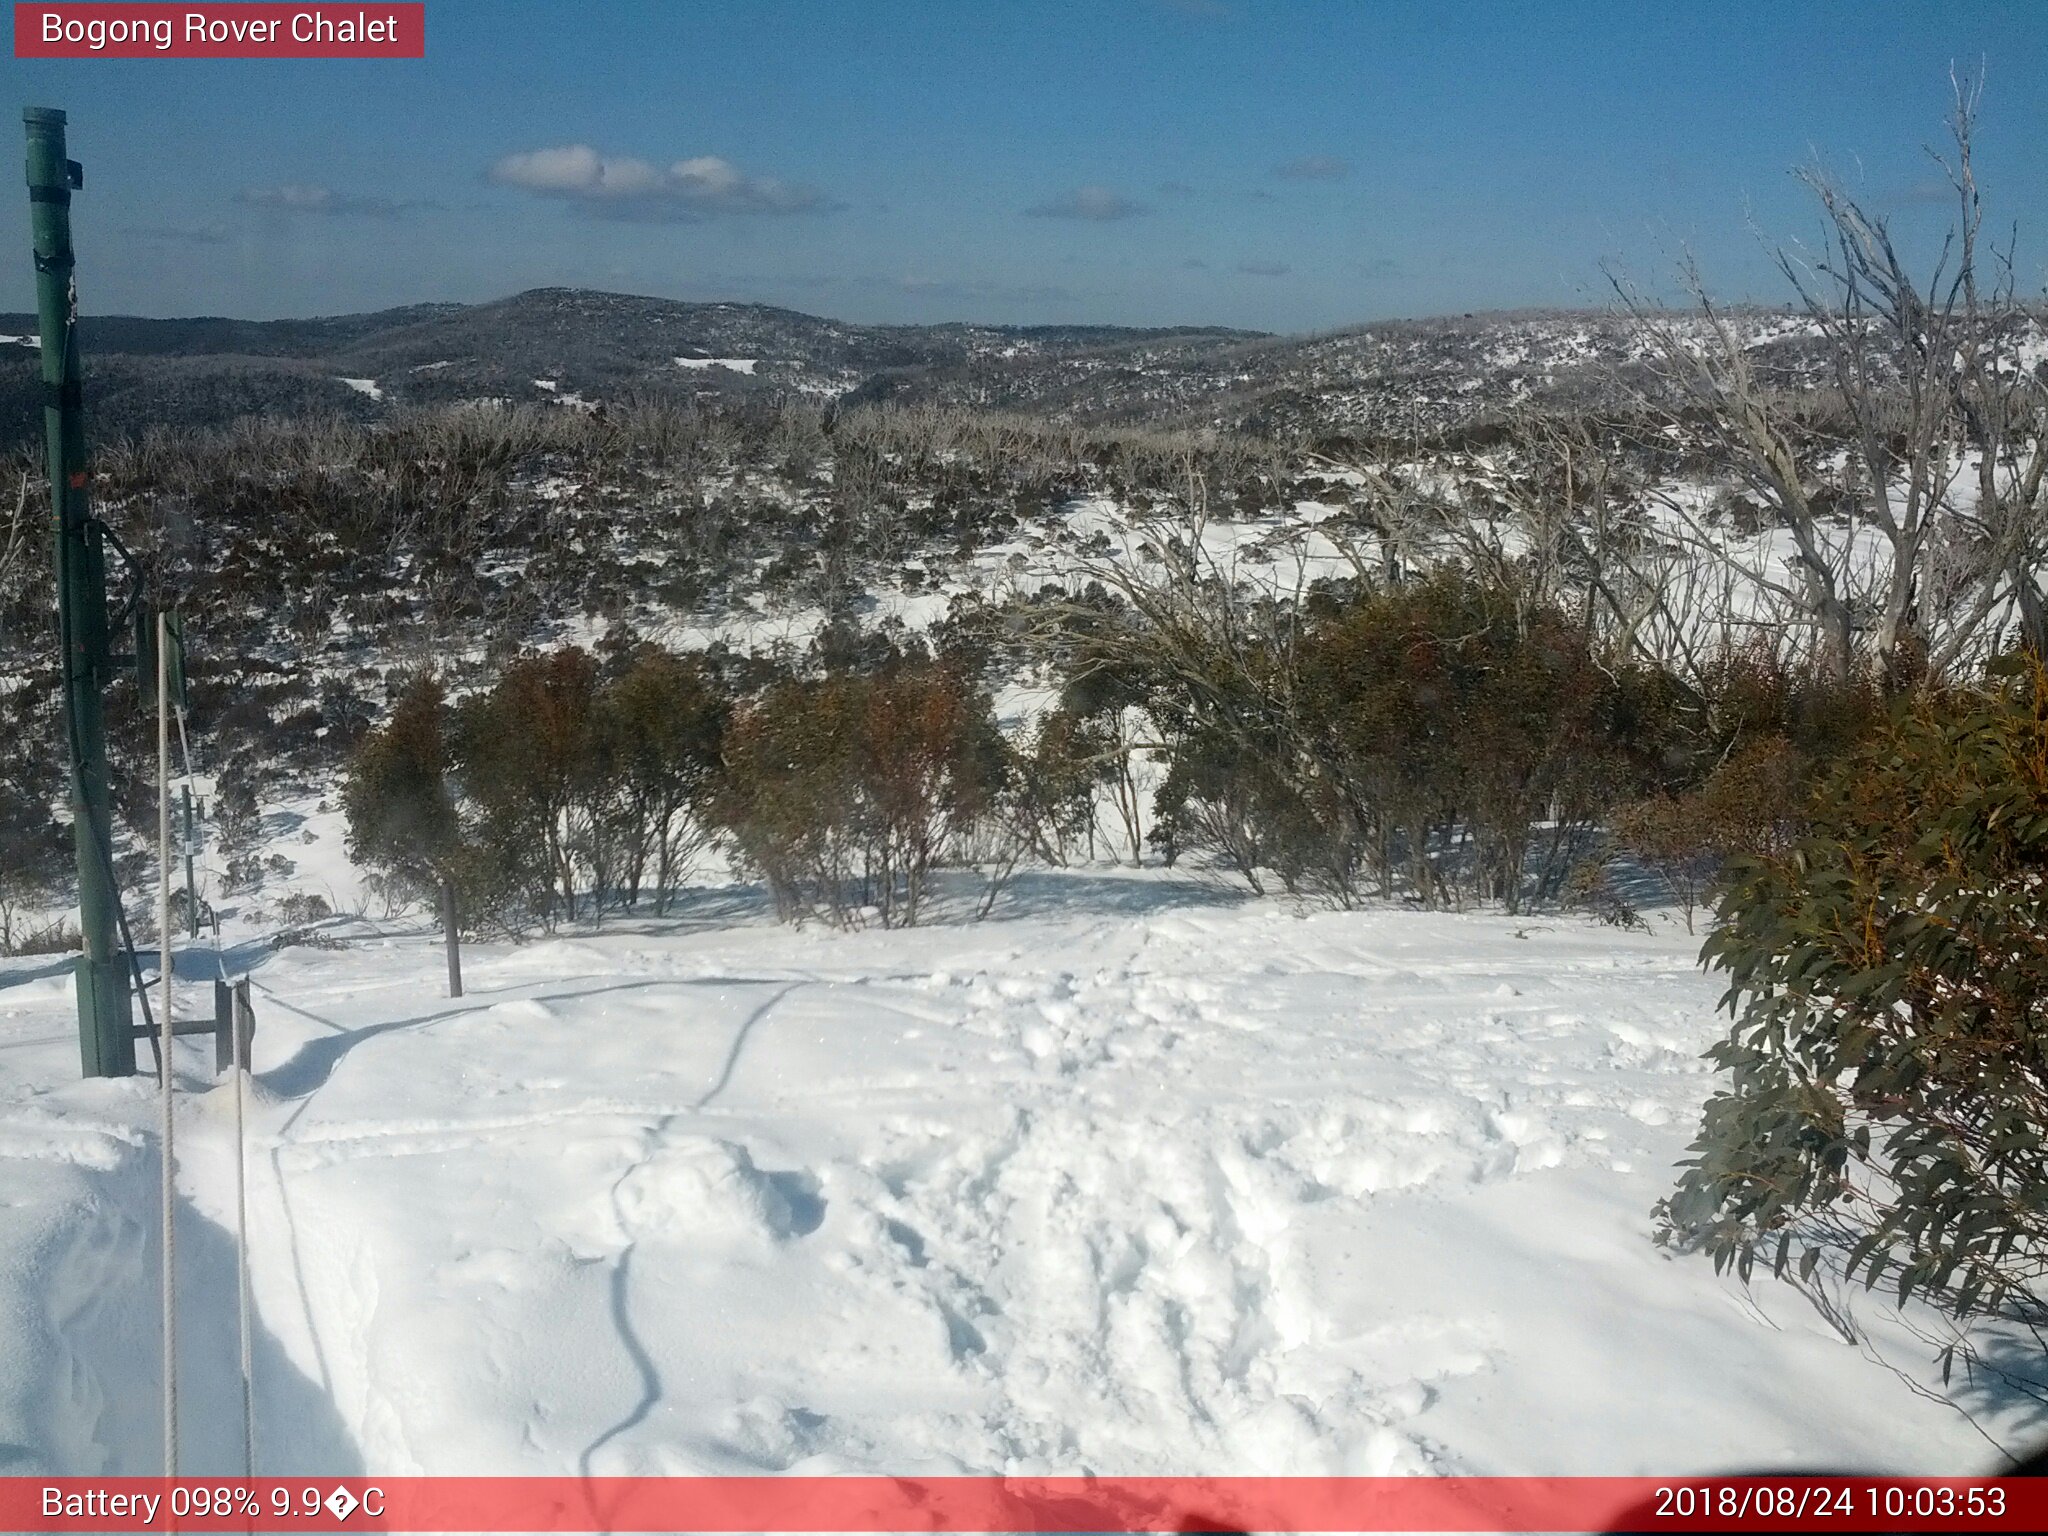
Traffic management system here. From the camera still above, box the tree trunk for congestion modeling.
[440,879,463,999]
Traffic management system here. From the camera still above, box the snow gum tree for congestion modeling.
[594,645,727,915]
[455,647,602,925]
[347,647,740,940]
[341,673,471,989]
[1611,646,1884,928]
[715,660,1009,927]
[1661,652,2048,1368]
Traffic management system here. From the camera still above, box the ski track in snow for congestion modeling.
[0,876,2038,1476]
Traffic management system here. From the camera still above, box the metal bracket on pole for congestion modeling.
[144,977,252,1076]
[136,605,186,712]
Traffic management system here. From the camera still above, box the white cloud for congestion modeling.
[134,223,230,245]
[242,183,336,211]
[488,145,834,219]
[1274,154,1350,181]
[238,183,434,218]
[489,145,613,195]
[1023,185,1148,221]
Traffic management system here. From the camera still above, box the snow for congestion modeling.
[337,377,383,400]
[675,357,760,375]
[529,379,597,411]
[2,874,2036,1478]
[2012,327,2048,375]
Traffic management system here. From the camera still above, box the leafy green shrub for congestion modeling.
[1059,662,1151,867]
[1698,642,1884,766]
[275,891,334,926]
[715,660,1008,926]
[1660,655,2048,1346]
[1614,736,1808,932]
[1153,715,1332,894]
[593,645,727,913]
[341,671,503,953]
[1008,708,1105,867]
[1610,793,1716,933]
[347,646,737,933]
[1153,571,1668,909]
[455,648,602,924]
[342,674,463,900]
[1611,645,1882,928]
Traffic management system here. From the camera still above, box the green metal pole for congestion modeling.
[25,107,132,1078]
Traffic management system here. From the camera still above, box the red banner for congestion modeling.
[1,1476,2041,1532]
[14,4,423,58]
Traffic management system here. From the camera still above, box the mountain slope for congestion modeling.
[1,286,1873,448]
[0,288,1261,444]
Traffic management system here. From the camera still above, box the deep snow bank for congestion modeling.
[1,874,2037,1476]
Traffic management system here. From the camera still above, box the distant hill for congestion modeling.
[0,288,1261,445]
[0,286,1872,449]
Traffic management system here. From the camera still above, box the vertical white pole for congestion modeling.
[235,990,255,1475]
[157,611,177,1476]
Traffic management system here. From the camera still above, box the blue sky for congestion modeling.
[5,0,2047,331]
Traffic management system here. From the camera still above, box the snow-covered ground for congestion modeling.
[0,872,2034,1479]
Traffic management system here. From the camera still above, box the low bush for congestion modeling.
[1149,572,1676,909]
[275,891,334,926]
[1613,650,1884,928]
[0,915,79,957]
[715,659,1009,926]
[1659,653,2048,1350]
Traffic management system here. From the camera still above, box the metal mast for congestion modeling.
[25,107,133,1077]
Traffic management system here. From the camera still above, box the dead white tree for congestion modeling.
[1492,412,1712,675]
[1612,75,2047,682]
[1312,418,1722,687]
[1015,459,1389,891]
[0,477,30,605]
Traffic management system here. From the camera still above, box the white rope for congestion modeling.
[174,697,255,1476]
[233,989,254,1475]
[156,612,178,1476]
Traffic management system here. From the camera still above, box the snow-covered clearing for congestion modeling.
[0,874,2032,1478]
